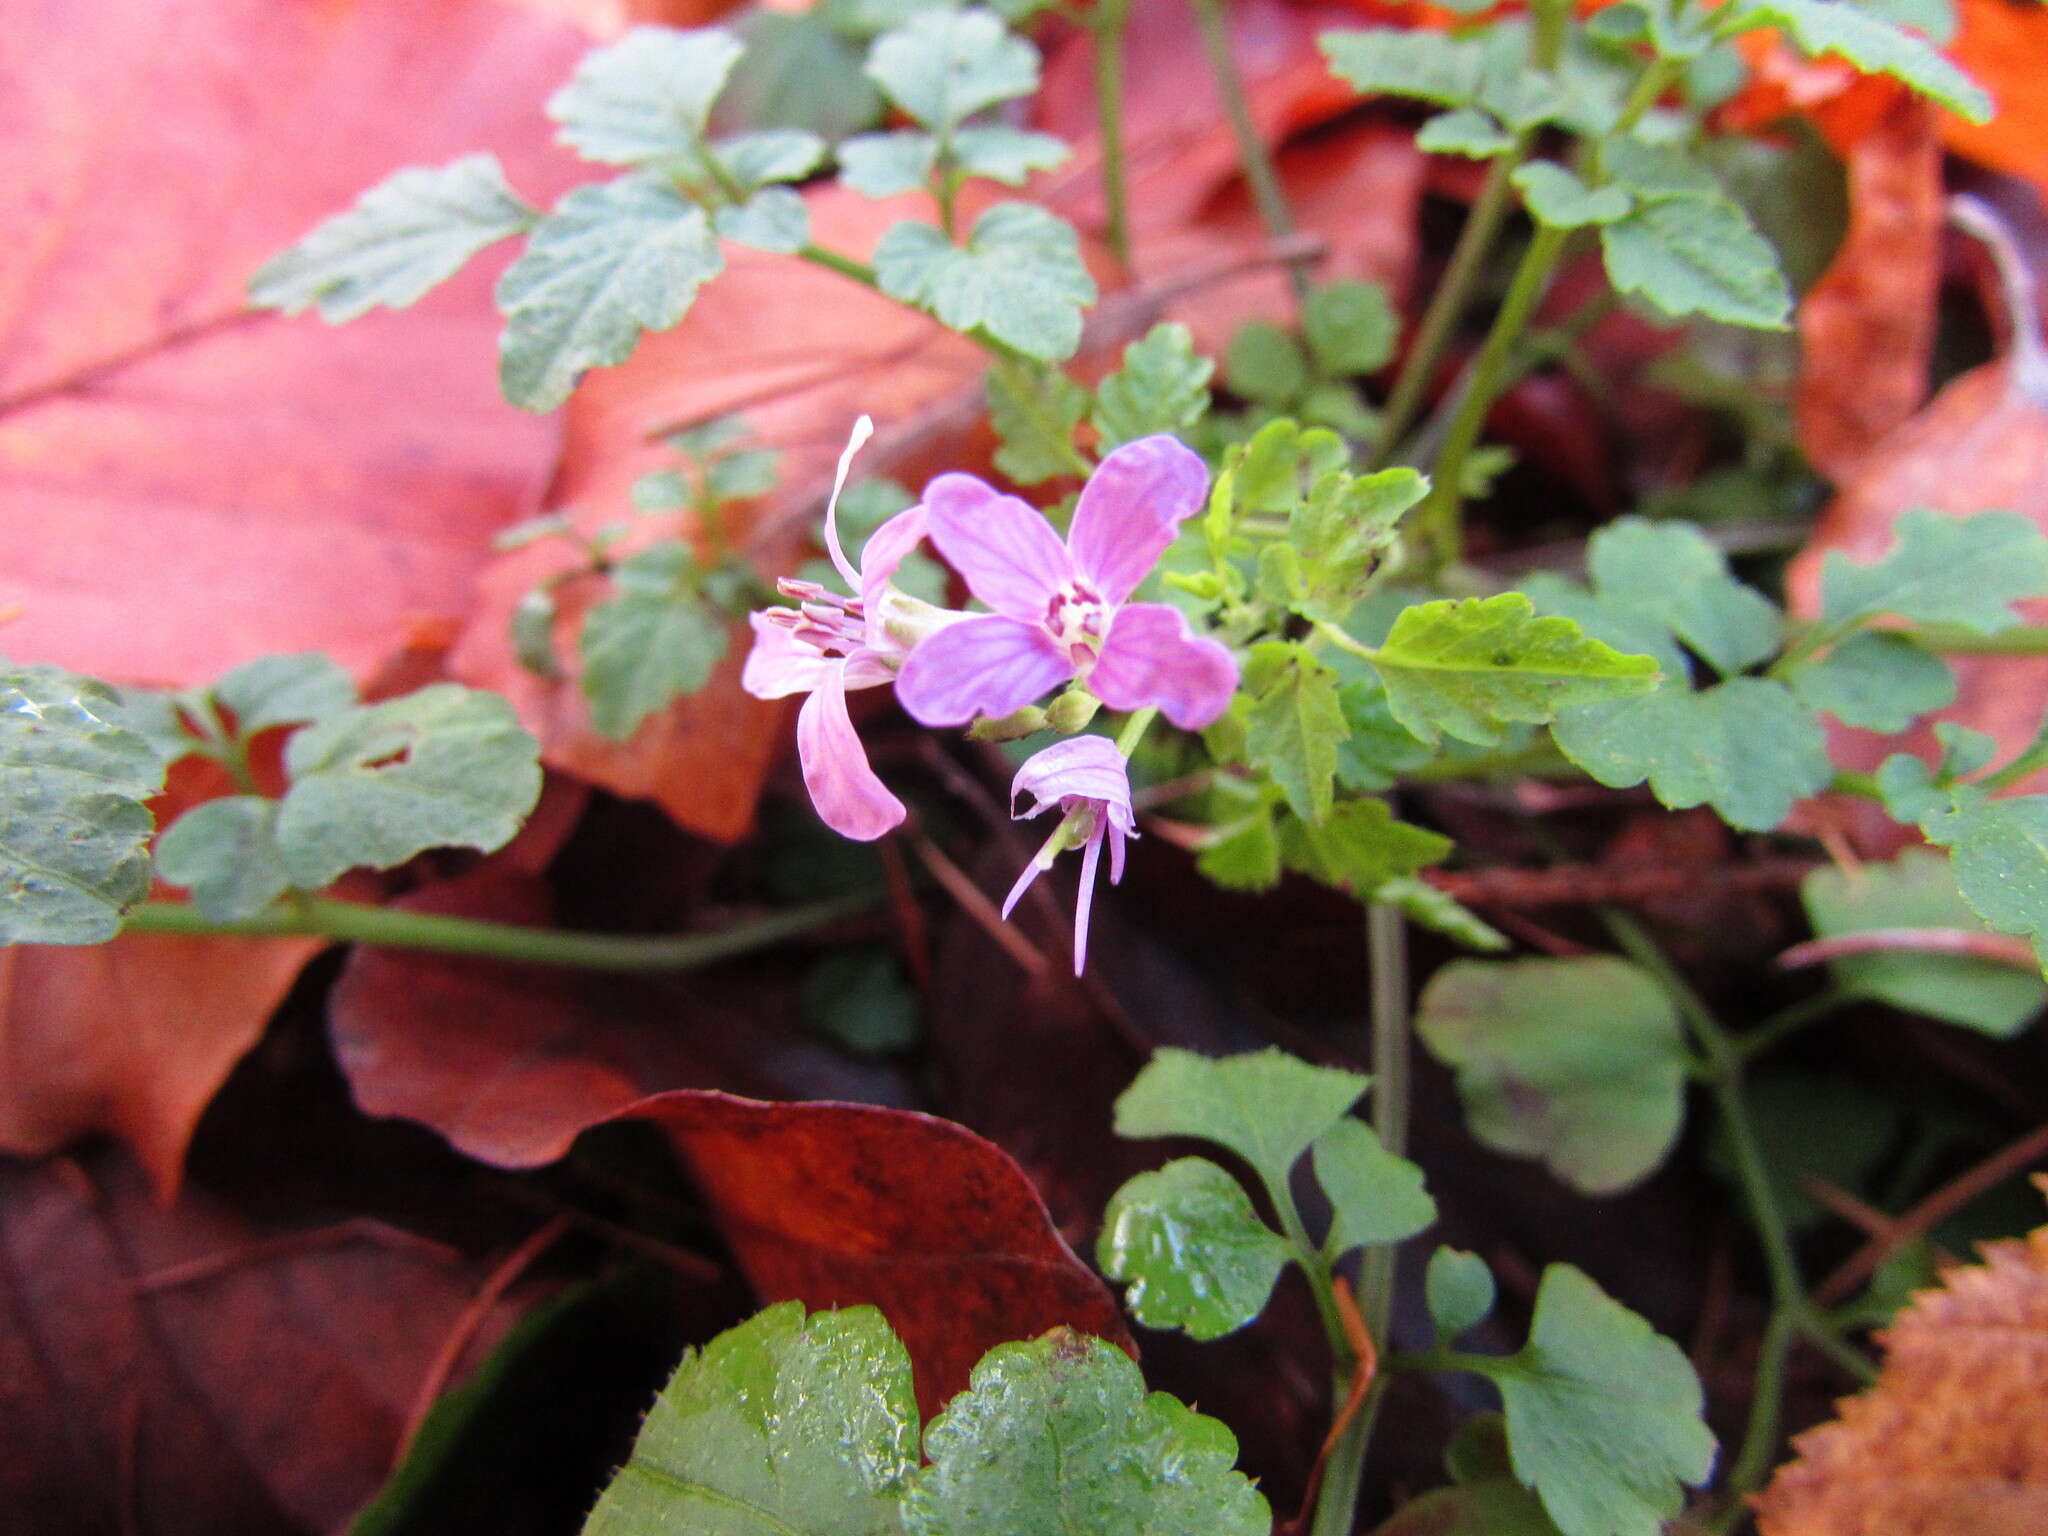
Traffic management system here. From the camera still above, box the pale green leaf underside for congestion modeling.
[864,6,1040,134]
[1320,30,1487,107]
[1426,1247,1497,1341]
[154,795,290,923]
[1114,1046,1370,1192]
[715,188,811,254]
[838,130,941,197]
[1514,163,1632,229]
[1417,108,1516,157]
[250,155,535,323]
[1723,0,1990,120]
[1099,1158,1294,1340]
[549,25,745,166]
[1819,508,2048,634]
[1584,518,1781,677]
[1599,193,1792,330]
[873,203,1094,360]
[212,652,358,736]
[580,586,730,741]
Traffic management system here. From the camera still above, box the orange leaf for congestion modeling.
[1754,1200,2048,1533]
[1942,0,2048,200]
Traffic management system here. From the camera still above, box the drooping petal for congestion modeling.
[795,664,905,841]
[820,414,876,591]
[1088,602,1240,728]
[1070,825,1106,976]
[1001,850,1048,922]
[858,505,929,606]
[922,472,1072,621]
[742,612,840,700]
[894,613,1070,726]
[1107,822,1128,885]
[1010,735,1133,820]
[1068,435,1208,606]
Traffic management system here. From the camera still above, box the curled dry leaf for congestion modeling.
[1754,1203,2048,1535]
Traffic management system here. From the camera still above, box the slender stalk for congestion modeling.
[1713,1306,1795,1532]
[1090,0,1135,275]
[1115,704,1160,755]
[123,891,877,971]
[1184,0,1310,308]
[1732,989,1852,1063]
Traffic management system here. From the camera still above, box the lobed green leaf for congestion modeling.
[1098,1158,1294,1340]
[549,26,745,167]
[1092,324,1214,451]
[154,796,290,923]
[1313,1118,1436,1254]
[1818,508,2048,635]
[865,6,1040,134]
[1787,630,1955,731]
[1113,1046,1369,1194]
[873,203,1094,360]
[1721,0,1990,119]
[1599,191,1793,330]
[580,545,732,740]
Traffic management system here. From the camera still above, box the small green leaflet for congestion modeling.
[154,797,290,923]
[1098,1158,1294,1340]
[1720,0,1990,120]
[985,358,1089,483]
[714,187,810,254]
[1243,641,1345,821]
[1320,30,1488,108]
[1802,849,2045,1036]
[1495,1265,1716,1536]
[548,25,744,167]
[838,129,940,196]
[1304,280,1398,375]
[873,203,1095,361]
[1426,1247,1497,1342]
[579,544,731,740]
[1092,323,1214,451]
[1358,593,1661,748]
[1113,1046,1369,1195]
[1417,957,1688,1195]
[1332,677,1434,792]
[1379,1415,1566,1536]
[903,1331,1270,1536]
[212,653,358,736]
[1376,875,1512,952]
[952,124,1070,183]
[1416,108,1516,158]
[1288,469,1423,625]
[714,129,828,191]
[1552,678,1831,831]
[497,177,724,411]
[1197,797,1283,892]
[864,6,1040,134]
[1279,798,1452,897]
[1818,508,2048,634]
[1583,517,1781,677]
[1922,792,2048,974]
[1312,1118,1436,1254]
[582,1301,917,1536]
[0,666,166,945]
[250,156,536,323]
[1224,320,1309,405]
[1599,191,1792,330]
[275,684,543,889]
[1514,163,1632,229]
[1788,630,1955,731]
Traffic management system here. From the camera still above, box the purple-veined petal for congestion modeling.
[922,472,1072,621]
[1071,824,1105,975]
[894,613,1070,726]
[1068,435,1208,605]
[1089,602,1240,728]
[858,505,929,607]
[1010,735,1133,820]
[820,415,875,590]
[742,613,839,700]
[839,645,895,691]
[795,664,905,841]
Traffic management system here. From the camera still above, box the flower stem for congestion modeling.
[1089,0,1136,276]
[122,891,878,971]
[1115,704,1160,755]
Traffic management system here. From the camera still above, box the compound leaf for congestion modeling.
[985,358,1088,484]
[1320,30,1486,107]
[838,130,940,197]
[1113,1047,1369,1194]
[873,203,1094,360]
[1098,1158,1293,1340]
[548,25,744,167]
[1722,0,1990,119]
[1924,793,2048,974]
[1092,324,1214,451]
[1243,641,1345,822]
[1788,631,1955,731]
[1584,517,1780,677]
[1819,508,2048,634]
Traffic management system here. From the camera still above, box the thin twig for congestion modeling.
[1777,928,2039,972]
[908,833,1053,980]
[1286,1277,1380,1536]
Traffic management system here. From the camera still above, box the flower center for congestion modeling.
[771,577,866,658]
[1044,585,1109,666]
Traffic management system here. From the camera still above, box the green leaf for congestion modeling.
[1416,957,1688,1195]
[212,652,357,736]
[1313,1118,1435,1254]
[250,156,535,323]
[1113,1046,1370,1193]
[1098,1158,1294,1340]
[985,358,1089,484]
[837,130,940,196]
[1243,641,1345,821]
[1416,107,1516,158]
[1520,572,1690,681]
[803,946,920,1055]
[1551,677,1830,831]
[706,449,782,504]
[865,6,1040,134]
[1426,1247,1497,1342]
[1291,469,1425,624]
[718,9,882,142]
[1495,1265,1716,1536]
[713,128,828,190]
[580,545,732,739]
[154,797,291,923]
[582,1301,918,1536]
[873,203,1094,360]
[1788,630,1955,731]
[1599,192,1793,330]
[276,684,542,889]
[1379,1416,1566,1536]
[1513,163,1633,229]
[1363,594,1662,748]
[1320,30,1486,108]
[1583,517,1781,677]
[952,124,1069,184]
[1375,875,1511,952]
[714,187,811,253]
[1722,0,1990,119]
[1923,792,2048,973]
[903,1330,1269,1536]
[548,25,744,167]
[1818,508,2048,634]
[1802,848,2045,1035]
[1280,798,1452,897]
[1332,679,1434,792]
[1092,323,1214,450]
[1197,801,1283,892]
[497,177,725,411]
[1303,280,1398,375]
[0,666,165,945]
[1224,320,1309,406]
[1601,135,1723,199]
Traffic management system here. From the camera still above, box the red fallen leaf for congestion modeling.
[0,1148,537,1535]
[1943,0,2048,201]
[0,0,587,689]
[1795,95,1943,485]
[514,0,743,35]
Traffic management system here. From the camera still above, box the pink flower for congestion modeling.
[894,436,1238,731]
[742,418,938,841]
[1001,735,1138,976]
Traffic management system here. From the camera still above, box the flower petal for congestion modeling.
[1010,735,1133,820]
[858,505,929,606]
[1071,825,1105,976]
[795,665,905,841]
[1068,435,1208,605]
[894,613,1070,726]
[923,472,1072,621]
[1088,602,1240,728]
[742,613,838,700]
[820,414,875,590]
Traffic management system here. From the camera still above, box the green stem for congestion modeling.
[1115,704,1159,755]
[1090,0,1135,275]
[123,891,877,971]
[1716,1307,1795,1528]
[1184,0,1310,308]
[1733,989,1852,1063]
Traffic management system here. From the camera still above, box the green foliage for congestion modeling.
[497,177,724,411]
[212,653,358,736]
[1802,849,2045,1036]
[1093,324,1214,451]
[1491,1265,1716,1536]
[1242,642,1345,821]
[1514,163,1632,229]
[1598,183,1792,330]
[1195,792,1283,891]
[1098,1158,1294,1339]
[802,946,920,1054]
[1922,791,2048,974]
[1225,320,1310,406]
[1426,1247,1497,1342]
[874,202,1095,360]
[1320,30,1489,108]
[250,156,536,322]
[154,796,289,923]
[1818,508,2048,635]
[579,544,732,740]
[1416,957,1688,1195]
[1303,281,1399,376]
[548,25,746,168]
[1417,108,1517,158]
[1377,1416,1566,1536]
[1583,517,1780,677]
[719,9,882,141]
[1113,1046,1369,1193]
[1787,630,1955,731]
[1313,1118,1436,1254]
[1288,469,1425,624]
[715,187,811,253]
[1720,0,1990,119]
[837,130,941,196]
[0,665,166,945]
[985,358,1089,483]
[864,6,1040,134]
[951,124,1070,183]
[1375,875,1512,952]
[1279,797,1452,896]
